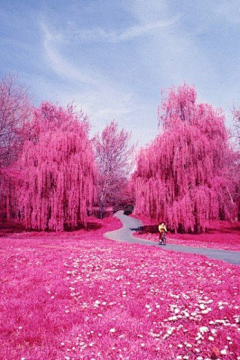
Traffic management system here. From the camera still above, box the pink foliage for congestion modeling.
[0,221,239,359]
[29,102,89,140]
[14,103,97,231]
[0,74,32,221]
[133,84,237,233]
[231,108,240,219]
[0,74,32,168]
[93,120,135,214]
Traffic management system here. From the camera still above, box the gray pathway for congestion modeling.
[104,211,240,266]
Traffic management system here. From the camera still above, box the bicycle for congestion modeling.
[159,232,166,245]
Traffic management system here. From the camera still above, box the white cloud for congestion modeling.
[41,21,97,86]
[65,16,181,43]
[118,16,181,41]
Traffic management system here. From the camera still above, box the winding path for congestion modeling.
[104,211,240,266]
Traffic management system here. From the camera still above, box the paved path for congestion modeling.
[104,211,240,266]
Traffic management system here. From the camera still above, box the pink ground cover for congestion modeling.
[132,216,240,251]
[0,216,240,360]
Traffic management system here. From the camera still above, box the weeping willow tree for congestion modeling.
[133,84,236,233]
[16,102,96,231]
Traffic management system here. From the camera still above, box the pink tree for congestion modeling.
[0,74,32,221]
[0,74,32,167]
[133,84,236,233]
[93,121,135,217]
[231,108,240,219]
[15,103,96,231]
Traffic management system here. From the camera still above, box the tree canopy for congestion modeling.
[0,74,32,168]
[133,84,237,232]
[4,102,97,230]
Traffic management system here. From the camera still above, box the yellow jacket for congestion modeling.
[158,223,167,233]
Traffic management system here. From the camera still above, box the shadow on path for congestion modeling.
[104,211,240,266]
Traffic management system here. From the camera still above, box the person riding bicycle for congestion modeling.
[158,222,167,244]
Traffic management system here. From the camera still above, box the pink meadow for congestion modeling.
[1,217,239,360]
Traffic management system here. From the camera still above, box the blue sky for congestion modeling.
[1,0,240,147]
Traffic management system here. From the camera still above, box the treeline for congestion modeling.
[0,75,239,232]
[0,74,133,231]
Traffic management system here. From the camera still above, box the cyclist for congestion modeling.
[158,222,167,244]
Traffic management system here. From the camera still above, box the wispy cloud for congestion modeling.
[39,20,146,140]
[124,1,239,102]
[118,16,181,41]
[40,21,97,86]
[60,15,181,44]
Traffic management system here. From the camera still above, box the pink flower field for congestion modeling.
[0,217,240,360]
